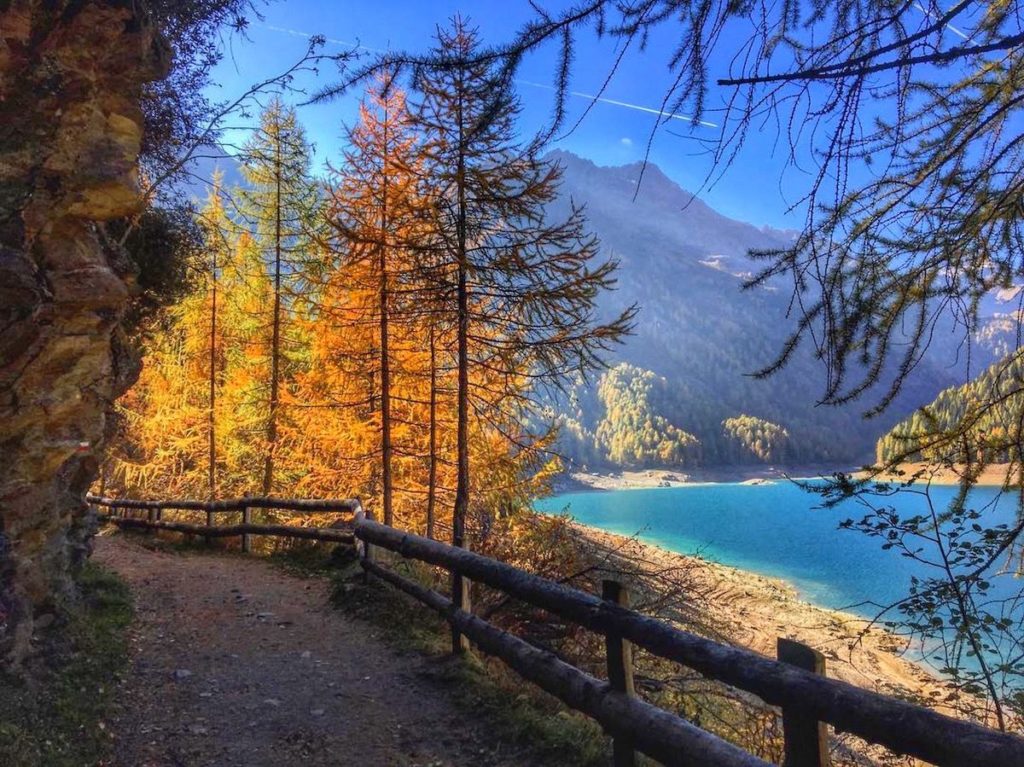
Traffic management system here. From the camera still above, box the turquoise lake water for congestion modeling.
[534,481,1019,619]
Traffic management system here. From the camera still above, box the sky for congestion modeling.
[205,1,808,229]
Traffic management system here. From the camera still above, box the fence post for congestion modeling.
[602,579,637,767]
[241,504,252,553]
[355,503,373,584]
[777,638,829,767]
[239,493,252,553]
[451,568,471,655]
[146,504,163,535]
[205,502,215,546]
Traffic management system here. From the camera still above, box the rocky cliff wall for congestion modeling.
[0,0,168,667]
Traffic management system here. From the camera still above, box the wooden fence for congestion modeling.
[87,494,359,551]
[88,494,1024,767]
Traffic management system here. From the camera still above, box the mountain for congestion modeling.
[543,150,1013,469]
[171,145,246,203]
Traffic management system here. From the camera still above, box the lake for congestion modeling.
[534,480,1020,619]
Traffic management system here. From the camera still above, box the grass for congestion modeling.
[0,563,133,767]
[266,537,359,577]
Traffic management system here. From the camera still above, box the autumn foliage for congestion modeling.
[103,27,630,543]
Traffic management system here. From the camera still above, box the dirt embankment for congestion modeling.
[572,524,978,718]
[569,461,1023,492]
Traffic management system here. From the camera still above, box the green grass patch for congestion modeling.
[0,563,133,767]
[331,558,610,767]
[266,539,357,578]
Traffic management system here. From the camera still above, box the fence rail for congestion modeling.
[88,494,359,551]
[97,514,355,544]
[361,555,769,767]
[353,517,1024,767]
[89,494,1024,767]
[87,494,360,513]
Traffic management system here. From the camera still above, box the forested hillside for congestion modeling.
[876,351,1024,465]
[552,364,795,468]
[546,152,1019,470]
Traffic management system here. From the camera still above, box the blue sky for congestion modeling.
[207,1,804,229]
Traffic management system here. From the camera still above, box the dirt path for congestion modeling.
[94,534,536,767]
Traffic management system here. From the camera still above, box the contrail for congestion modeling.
[517,79,717,128]
[258,24,716,128]
[913,2,969,40]
[260,24,386,53]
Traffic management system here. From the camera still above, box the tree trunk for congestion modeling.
[379,105,393,527]
[454,253,469,551]
[426,324,438,539]
[453,87,470,554]
[451,86,471,651]
[209,250,218,499]
[263,132,283,495]
[0,0,169,668]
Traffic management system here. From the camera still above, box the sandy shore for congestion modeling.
[858,462,1020,487]
[571,523,985,723]
[559,464,845,492]
[566,461,1024,491]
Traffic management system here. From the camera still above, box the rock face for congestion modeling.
[0,0,168,667]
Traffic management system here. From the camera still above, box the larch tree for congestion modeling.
[291,254,381,503]
[393,298,457,538]
[108,181,235,499]
[198,178,230,501]
[423,317,453,539]
[408,18,635,624]
[216,229,276,494]
[238,98,320,495]
[322,84,428,526]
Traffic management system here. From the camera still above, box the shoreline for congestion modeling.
[569,522,975,719]
[559,461,1022,492]
[856,461,1017,487]
[556,464,848,492]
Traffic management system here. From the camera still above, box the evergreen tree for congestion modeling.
[411,18,635,561]
[108,182,234,497]
[238,97,320,495]
[322,84,428,526]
